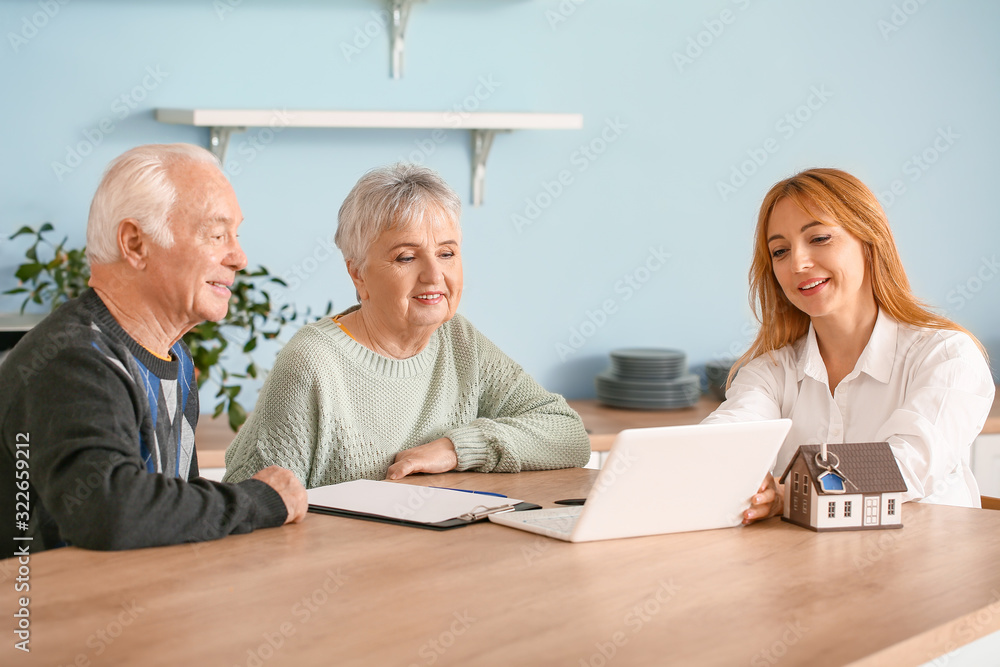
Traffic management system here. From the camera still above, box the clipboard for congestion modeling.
[306,479,542,531]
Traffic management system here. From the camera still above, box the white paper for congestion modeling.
[307,479,521,524]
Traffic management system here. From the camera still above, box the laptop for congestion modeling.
[489,419,792,542]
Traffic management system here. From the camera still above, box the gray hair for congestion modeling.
[86,143,223,265]
[335,163,462,270]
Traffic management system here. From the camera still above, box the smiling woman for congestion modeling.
[703,168,995,521]
[223,163,591,488]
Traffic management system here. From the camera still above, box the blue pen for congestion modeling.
[430,486,507,498]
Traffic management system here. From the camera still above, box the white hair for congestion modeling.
[86,143,222,265]
[335,163,462,271]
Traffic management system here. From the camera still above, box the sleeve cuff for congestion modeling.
[237,478,288,528]
[446,423,490,471]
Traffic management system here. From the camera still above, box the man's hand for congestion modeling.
[743,472,784,525]
[252,466,308,524]
[385,438,458,480]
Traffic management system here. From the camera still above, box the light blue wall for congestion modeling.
[2,0,998,405]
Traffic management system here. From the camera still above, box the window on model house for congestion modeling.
[793,472,799,493]
[888,498,896,516]
[844,501,852,518]
[803,476,809,493]
[828,501,836,518]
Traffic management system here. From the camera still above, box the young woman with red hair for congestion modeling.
[704,168,994,523]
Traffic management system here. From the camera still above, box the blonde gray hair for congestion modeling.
[335,163,462,270]
[86,143,222,265]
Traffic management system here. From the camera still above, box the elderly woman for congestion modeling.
[703,168,994,522]
[224,163,590,487]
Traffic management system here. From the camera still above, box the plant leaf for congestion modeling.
[227,401,247,431]
[14,263,43,282]
[8,225,35,240]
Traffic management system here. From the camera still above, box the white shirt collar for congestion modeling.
[796,309,897,386]
[858,309,897,384]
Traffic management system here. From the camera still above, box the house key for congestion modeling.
[814,450,858,492]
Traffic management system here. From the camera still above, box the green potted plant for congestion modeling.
[3,223,330,430]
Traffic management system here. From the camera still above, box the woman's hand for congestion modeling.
[385,438,459,480]
[743,473,784,525]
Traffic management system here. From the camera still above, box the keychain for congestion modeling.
[815,443,858,492]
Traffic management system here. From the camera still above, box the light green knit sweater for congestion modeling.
[223,312,590,488]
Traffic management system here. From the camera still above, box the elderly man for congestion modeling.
[0,143,307,558]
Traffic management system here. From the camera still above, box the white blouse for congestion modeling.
[703,310,995,507]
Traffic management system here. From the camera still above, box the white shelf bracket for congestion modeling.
[390,0,415,79]
[471,129,510,207]
[208,126,246,164]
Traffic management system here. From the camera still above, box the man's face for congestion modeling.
[145,161,247,332]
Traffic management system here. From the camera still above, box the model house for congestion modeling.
[779,442,907,532]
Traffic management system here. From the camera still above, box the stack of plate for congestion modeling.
[596,348,701,410]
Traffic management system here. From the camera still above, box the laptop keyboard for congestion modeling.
[513,507,582,536]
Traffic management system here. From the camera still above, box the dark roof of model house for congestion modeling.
[779,442,908,495]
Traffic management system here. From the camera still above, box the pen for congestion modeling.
[430,486,507,498]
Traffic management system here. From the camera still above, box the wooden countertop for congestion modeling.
[10,468,1000,666]
[195,390,1000,465]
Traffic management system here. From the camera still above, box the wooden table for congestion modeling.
[195,391,1000,466]
[5,469,999,666]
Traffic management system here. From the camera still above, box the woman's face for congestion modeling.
[350,211,463,334]
[765,197,872,323]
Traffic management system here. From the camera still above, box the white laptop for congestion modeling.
[489,419,792,542]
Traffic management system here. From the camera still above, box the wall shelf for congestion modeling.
[389,0,417,79]
[155,108,584,206]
